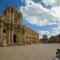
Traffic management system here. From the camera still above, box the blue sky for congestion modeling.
[0,0,60,38]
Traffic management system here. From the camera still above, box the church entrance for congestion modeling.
[13,34,16,43]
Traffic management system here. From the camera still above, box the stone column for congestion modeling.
[10,29,14,45]
[0,23,3,46]
[16,32,18,44]
[7,29,11,45]
[0,27,1,45]
[19,31,23,45]
[3,33,7,46]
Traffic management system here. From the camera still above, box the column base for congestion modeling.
[2,40,7,46]
[8,42,11,45]
[0,41,3,47]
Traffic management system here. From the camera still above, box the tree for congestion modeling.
[56,49,60,60]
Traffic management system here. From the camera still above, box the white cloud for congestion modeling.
[39,30,50,39]
[43,0,56,5]
[39,25,60,38]
[51,25,60,36]
[39,31,49,35]
[18,0,60,37]
[51,6,60,18]
[20,0,60,26]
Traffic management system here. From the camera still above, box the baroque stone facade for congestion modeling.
[0,7,39,46]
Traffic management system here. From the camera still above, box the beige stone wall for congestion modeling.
[0,7,39,46]
[22,26,39,44]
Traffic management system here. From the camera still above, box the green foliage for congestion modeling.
[56,49,60,59]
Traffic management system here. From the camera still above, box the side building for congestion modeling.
[0,7,39,46]
[49,34,60,43]
[23,26,39,44]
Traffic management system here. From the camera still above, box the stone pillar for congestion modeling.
[0,28,1,45]
[3,33,7,46]
[0,23,3,46]
[17,31,20,45]
[10,30,14,45]
[19,31,23,45]
[7,29,11,45]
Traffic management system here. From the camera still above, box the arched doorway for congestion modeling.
[13,34,16,43]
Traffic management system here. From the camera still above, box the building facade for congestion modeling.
[0,7,39,46]
[49,34,60,43]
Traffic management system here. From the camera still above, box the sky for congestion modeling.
[0,0,60,38]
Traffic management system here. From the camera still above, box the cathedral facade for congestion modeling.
[0,7,39,46]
